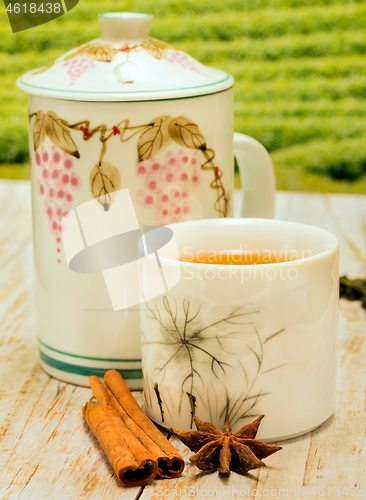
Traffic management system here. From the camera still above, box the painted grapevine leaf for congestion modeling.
[137,115,173,162]
[142,38,172,60]
[45,111,80,158]
[169,116,207,151]
[90,161,121,210]
[64,43,117,63]
[32,110,46,150]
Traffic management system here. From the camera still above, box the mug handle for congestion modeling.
[233,132,276,218]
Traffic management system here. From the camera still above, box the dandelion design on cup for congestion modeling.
[141,296,287,429]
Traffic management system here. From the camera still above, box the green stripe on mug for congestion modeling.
[39,351,143,379]
[38,338,141,362]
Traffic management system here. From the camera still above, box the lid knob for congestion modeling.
[98,12,153,43]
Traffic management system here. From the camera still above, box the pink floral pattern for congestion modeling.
[63,58,97,86]
[36,144,82,262]
[166,51,203,74]
[135,150,202,224]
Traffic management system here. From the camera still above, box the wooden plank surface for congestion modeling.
[0,181,365,499]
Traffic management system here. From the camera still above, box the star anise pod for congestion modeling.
[171,415,282,475]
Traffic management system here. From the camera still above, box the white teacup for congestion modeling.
[140,218,339,442]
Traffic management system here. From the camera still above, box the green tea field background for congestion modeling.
[1,0,366,192]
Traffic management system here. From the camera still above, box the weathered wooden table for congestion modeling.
[1,181,365,499]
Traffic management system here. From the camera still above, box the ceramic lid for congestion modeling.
[17,12,234,101]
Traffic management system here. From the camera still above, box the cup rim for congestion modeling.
[163,218,339,268]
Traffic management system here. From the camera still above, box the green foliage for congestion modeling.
[235,116,366,152]
[0,126,29,163]
[234,76,366,103]
[182,31,366,63]
[1,0,366,191]
[272,139,366,181]
[0,50,61,75]
[225,55,366,82]
[0,163,30,179]
[66,0,366,17]
[235,98,366,118]
[153,4,366,42]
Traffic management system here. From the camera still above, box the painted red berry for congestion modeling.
[53,151,61,163]
[35,151,41,166]
[64,158,73,169]
[112,125,121,135]
[80,125,91,137]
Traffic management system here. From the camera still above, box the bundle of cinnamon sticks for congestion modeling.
[83,370,184,487]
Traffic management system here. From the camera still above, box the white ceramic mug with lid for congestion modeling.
[17,12,275,388]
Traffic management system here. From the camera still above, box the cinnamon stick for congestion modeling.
[104,370,185,478]
[83,376,158,487]
[103,382,178,478]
